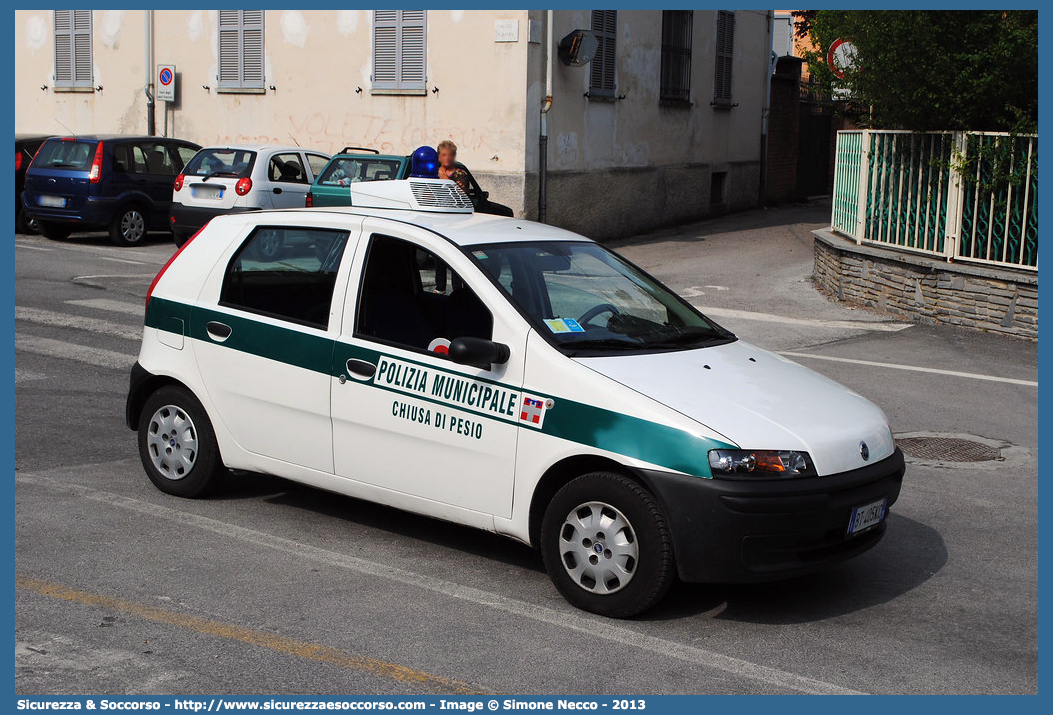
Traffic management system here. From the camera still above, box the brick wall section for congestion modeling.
[765,57,803,203]
[813,228,1038,340]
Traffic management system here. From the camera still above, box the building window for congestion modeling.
[713,10,735,105]
[218,10,265,93]
[588,10,617,98]
[54,10,93,91]
[660,10,693,105]
[372,10,427,95]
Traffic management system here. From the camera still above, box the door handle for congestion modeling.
[206,321,232,342]
[272,187,283,194]
[346,358,376,379]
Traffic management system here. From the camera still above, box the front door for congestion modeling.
[192,224,357,473]
[330,227,525,518]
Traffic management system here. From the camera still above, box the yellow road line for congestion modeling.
[16,574,485,695]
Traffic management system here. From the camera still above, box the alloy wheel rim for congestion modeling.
[122,210,145,242]
[146,404,198,480]
[558,501,639,595]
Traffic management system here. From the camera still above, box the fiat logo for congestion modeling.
[859,441,870,461]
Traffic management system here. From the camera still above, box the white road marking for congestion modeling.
[64,298,144,317]
[100,256,152,265]
[14,239,165,263]
[779,351,1038,387]
[15,243,51,252]
[14,368,47,383]
[17,472,864,695]
[695,305,912,332]
[15,335,135,370]
[15,307,141,341]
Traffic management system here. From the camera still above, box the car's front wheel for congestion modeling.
[110,205,148,246]
[541,472,675,618]
[137,385,226,498]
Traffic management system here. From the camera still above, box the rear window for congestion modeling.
[318,157,402,186]
[184,148,257,178]
[32,139,96,171]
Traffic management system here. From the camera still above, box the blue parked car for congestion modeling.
[22,135,200,246]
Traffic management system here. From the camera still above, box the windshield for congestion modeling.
[32,139,95,171]
[184,148,256,178]
[318,157,404,186]
[469,241,734,355]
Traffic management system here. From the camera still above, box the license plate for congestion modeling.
[847,498,887,535]
[37,195,66,208]
[191,185,223,199]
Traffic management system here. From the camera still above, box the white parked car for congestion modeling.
[129,179,905,617]
[169,144,330,247]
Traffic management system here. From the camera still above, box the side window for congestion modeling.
[269,153,307,183]
[111,144,132,173]
[175,145,198,169]
[220,227,350,329]
[305,154,329,180]
[357,234,493,353]
[138,142,177,175]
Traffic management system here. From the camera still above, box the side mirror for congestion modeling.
[482,190,490,200]
[448,337,510,369]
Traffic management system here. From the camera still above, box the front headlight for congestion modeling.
[708,449,817,478]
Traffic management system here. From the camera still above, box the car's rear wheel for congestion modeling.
[16,207,39,235]
[37,221,71,240]
[541,472,675,618]
[137,385,226,498]
[110,205,148,246]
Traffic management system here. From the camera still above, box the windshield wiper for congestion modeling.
[562,339,644,356]
[201,172,241,182]
[646,329,729,348]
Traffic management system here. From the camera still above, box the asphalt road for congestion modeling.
[14,205,1038,695]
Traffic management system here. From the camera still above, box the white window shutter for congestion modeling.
[218,10,264,90]
[54,10,73,86]
[242,11,265,88]
[373,10,427,93]
[372,10,399,89]
[72,10,93,87]
[399,11,427,90]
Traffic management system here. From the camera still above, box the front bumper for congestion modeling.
[637,449,906,583]
[170,203,258,234]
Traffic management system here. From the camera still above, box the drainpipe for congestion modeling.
[145,10,155,136]
[538,10,553,223]
[758,10,773,206]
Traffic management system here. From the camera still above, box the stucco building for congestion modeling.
[15,9,773,238]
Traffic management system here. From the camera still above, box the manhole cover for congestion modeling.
[896,436,1002,462]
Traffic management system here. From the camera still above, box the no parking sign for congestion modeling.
[157,64,176,102]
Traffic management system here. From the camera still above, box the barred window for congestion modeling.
[660,11,693,104]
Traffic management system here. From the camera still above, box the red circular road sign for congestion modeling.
[827,38,856,79]
[159,68,173,85]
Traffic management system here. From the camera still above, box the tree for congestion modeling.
[793,11,1037,132]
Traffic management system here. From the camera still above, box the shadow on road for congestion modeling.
[212,474,944,622]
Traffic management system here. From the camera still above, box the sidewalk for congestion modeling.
[611,199,913,352]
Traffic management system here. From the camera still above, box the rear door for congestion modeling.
[134,141,181,224]
[267,152,312,208]
[192,220,362,472]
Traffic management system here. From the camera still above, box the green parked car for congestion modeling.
[306,147,513,216]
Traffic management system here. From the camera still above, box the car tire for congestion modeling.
[137,385,227,498]
[172,230,190,248]
[541,472,675,618]
[37,221,72,240]
[109,205,149,247]
[16,206,39,235]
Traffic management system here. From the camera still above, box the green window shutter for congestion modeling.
[589,10,617,96]
[372,10,427,93]
[714,10,735,103]
[218,10,264,90]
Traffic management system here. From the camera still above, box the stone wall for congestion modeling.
[813,228,1038,340]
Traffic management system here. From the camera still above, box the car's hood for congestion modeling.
[576,339,895,476]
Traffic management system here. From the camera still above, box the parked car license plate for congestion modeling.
[192,185,223,199]
[37,195,66,208]
[847,498,887,535]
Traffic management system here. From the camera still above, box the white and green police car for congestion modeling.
[127,178,905,618]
